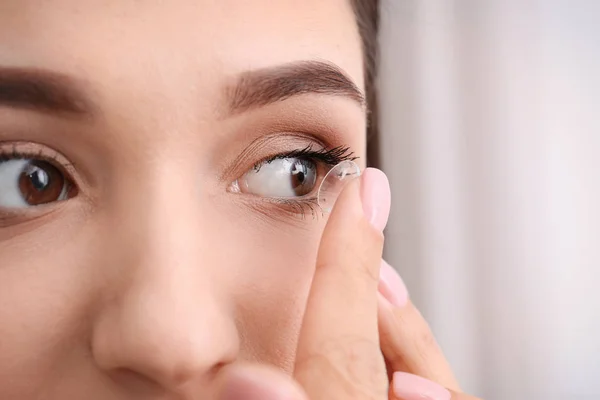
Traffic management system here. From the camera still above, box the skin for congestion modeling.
[0,1,482,399]
[215,175,481,400]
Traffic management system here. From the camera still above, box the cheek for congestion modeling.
[0,196,330,384]
[222,213,326,370]
[0,210,97,396]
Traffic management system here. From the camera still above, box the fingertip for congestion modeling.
[215,364,307,400]
[325,167,391,236]
[360,168,391,232]
[328,173,363,221]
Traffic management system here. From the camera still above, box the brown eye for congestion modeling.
[233,157,318,198]
[19,160,72,205]
[288,159,317,196]
[0,158,76,208]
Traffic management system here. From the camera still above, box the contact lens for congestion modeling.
[317,160,361,213]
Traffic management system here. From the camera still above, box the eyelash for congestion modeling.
[0,143,76,169]
[0,144,357,220]
[253,145,358,219]
[254,145,357,172]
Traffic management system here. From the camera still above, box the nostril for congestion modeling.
[207,361,230,381]
[90,274,241,394]
[109,368,166,397]
[167,359,231,389]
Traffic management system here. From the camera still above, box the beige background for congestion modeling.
[379,1,600,399]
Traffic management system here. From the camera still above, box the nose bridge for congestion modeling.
[112,159,212,278]
[92,165,239,392]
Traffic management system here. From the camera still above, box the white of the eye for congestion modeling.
[242,158,314,197]
[0,159,29,208]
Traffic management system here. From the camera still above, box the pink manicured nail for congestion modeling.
[360,168,391,232]
[392,372,452,400]
[378,260,409,308]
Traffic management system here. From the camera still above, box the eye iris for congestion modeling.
[18,161,66,205]
[290,159,316,196]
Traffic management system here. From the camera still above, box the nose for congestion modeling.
[90,183,239,394]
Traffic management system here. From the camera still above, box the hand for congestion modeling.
[378,259,459,389]
[370,205,484,398]
[214,168,482,400]
[372,203,484,398]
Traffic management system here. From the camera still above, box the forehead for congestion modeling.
[0,0,364,92]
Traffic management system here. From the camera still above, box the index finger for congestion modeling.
[378,272,460,390]
[294,168,391,398]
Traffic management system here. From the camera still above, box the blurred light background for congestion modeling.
[379,1,600,399]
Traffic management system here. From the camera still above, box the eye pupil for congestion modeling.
[29,168,50,191]
[18,161,66,206]
[293,170,305,184]
[290,160,315,196]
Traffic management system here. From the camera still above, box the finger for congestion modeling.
[294,168,391,398]
[214,363,308,400]
[390,372,482,400]
[378,260,460,391]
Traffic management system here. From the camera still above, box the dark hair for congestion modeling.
[350,0,380,167]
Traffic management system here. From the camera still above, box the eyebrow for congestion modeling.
[0,62,363,117]
[0,67,93,116]
[226,60,365,114]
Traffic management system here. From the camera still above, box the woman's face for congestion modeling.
[0,0,366,398]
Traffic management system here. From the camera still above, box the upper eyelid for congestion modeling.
[219,132,327,183]
[250,146,357,177]
[0,142,70,165]
[0,142,81,186]
[261,145,357,164]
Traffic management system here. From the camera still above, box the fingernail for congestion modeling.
[392,372,452,400]
[360,168,391,231]
[378,260,409,308]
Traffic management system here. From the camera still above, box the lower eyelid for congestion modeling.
[0,201,67,229]
[239,195,323,220]
[269,197,322,218]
